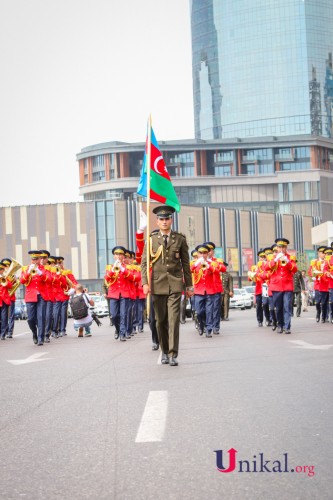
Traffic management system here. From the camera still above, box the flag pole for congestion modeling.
[146,114,152,317]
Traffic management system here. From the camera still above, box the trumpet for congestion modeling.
[30,264,38,275]
[280,259,287,266]
[201,261,209,270]
[112,259,121,272]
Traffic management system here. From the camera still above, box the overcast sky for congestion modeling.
[0,0,194,207]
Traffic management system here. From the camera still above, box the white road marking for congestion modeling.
[157,351,162,364]
[135,391,168,443]
[289,340,333,351]
[7,352,52,365]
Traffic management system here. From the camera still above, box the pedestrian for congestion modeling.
[301,270,310,312]
[221,262,234,321]
[141,205,193,366]
[70,284,94,337]
[292,260,305,317]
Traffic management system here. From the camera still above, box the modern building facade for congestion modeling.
[191,0,333,140]
[0,201,319,289]
[77,135,333,221]
[76,1,333,222]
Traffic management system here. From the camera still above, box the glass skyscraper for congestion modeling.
[191,0,333,140]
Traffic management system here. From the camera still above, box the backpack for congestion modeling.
[70,294,89,320]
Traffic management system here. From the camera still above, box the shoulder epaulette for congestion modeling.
[62,269,72,275]
[172,231,186,238]
[22,266,28,271]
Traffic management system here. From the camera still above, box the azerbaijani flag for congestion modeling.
[137,125,181,212]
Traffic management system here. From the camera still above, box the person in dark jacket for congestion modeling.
[293,260,305,317]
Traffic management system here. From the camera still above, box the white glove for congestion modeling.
[28,264,35,273]
[274,252,282,262]
[120,265,125,272]
[283,257,289,264]
[195,257,204,267]
[138,210,147,232]
[36,268,43,276]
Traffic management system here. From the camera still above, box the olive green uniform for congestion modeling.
[141,230,192,358]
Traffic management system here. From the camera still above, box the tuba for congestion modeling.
[4,258,22,296]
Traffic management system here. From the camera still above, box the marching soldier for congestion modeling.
[125,250,140,337]
[60,256,77,336]
[261,247,274,326]
[203,242,226,334]
[20,250,49,345]
[191,244,222,337]
[221,261,234,321]
[105,246,137,341]
[141,205,193,366]
[264,238,297,334]
[324,244,333,322]
[309,246,329,323]
[42,253,57,342]
[1,258,16,338]
[248,249,266,327]
[0,261,13,340]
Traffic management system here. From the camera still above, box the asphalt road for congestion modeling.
[0,306,332,500]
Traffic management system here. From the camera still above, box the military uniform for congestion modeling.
[221,267,233,320]
[310,246,329,322]
[264,238,297,334]
[141,206,192,362]
[323,245,333,322]
[191,244,223,337]
[20,250,49,345]
[0,262,13,340]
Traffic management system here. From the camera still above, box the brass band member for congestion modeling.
[1,258,18,338]
[0,261,13,340]
[20,250,49,345]
[264,238,297,334]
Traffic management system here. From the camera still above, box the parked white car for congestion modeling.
[239,288,253,308]
[230,288,252,309]
[243,285,255,305]
[91,296,109,317]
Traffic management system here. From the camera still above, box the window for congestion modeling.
[241,164,255,175]
[166,151,195,177]
[92,155,105,182]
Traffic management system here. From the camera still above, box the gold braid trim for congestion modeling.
[149,237,163,267]
[192,268,203,285]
